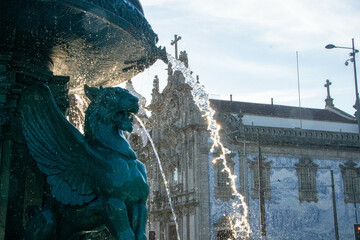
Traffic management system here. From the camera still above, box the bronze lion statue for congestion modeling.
[21,83,148,240]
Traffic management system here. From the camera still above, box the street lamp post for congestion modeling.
[352,175,359,223]
[325,38,360,135]
[330,170,339,240]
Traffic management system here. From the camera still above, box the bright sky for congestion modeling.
[125,0,360,115]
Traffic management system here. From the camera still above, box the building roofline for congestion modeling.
[210,99,356,124]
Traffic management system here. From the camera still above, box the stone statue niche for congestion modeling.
[20,83,149,240]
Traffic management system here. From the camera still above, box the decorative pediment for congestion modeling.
[340,160,358,168]
[248,156,272,169]
[215,112,242,130]
[340,160,360,174]
[295,157,318,169]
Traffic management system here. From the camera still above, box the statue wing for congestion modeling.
[21,83,110,206]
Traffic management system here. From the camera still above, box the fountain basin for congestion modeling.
[0,0,167,89]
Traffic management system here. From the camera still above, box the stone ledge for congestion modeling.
[229,126,360,149]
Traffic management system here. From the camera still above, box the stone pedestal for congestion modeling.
[0,54,69,239]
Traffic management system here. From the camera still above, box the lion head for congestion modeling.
[84,85,139,140]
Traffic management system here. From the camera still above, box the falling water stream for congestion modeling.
[69,54,252,239]
[166,54,251,238]
[133,115,182,240]
[133,54,251,239]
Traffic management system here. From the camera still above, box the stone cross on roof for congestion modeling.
[325,79,332,98]
[171,34,181,60]
[324,79,334,108]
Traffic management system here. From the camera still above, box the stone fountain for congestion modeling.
[0,0,166,238]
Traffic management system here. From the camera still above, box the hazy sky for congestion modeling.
[126,0,360,115]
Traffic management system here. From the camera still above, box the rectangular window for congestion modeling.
[249,159,271,200]
[214,161,234,201]
[295,158,318,203]
[340,161,360,203]
[217,168,230,187]
[343,168,360,203]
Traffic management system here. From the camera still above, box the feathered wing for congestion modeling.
[21,84,110,206]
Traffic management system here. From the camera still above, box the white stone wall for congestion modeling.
[242,114,358,133]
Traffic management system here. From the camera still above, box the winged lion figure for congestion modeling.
[21,83,149,240]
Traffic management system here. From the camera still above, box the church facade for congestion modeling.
[129,55,360,239]
[209,98,360,239]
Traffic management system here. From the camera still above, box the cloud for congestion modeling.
[193,54,294,77]
[138,0,360,115]
[142,0,178,7]
[145,0,360,50]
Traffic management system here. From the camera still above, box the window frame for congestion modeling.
[295,157,318,203]
[248,157,272,200]
[340,161,360,203]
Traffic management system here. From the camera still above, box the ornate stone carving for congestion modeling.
[215,112,243,143]
[167,63,173,76]
[232,125,360,149]
[152,75,160,95]
[179,51,189,68]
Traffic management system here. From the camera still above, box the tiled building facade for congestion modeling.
[129,57,360,239]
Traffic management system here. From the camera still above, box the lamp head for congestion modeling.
[325,44,336,49]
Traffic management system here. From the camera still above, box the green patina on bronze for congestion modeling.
[0,0,167,88]
[0,0,165,238]
[21,83,149,240]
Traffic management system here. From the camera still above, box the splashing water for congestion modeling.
[167,55,251,238]
[67,54,251,238]
[66,93,89,133]
[133,115,182,240]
